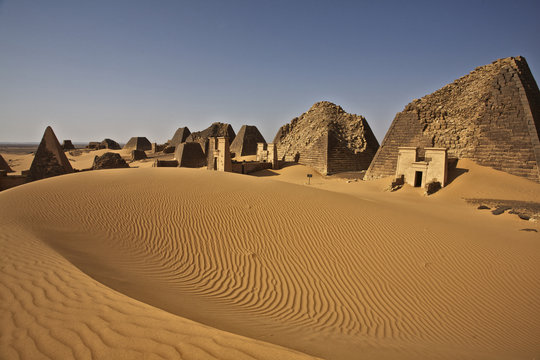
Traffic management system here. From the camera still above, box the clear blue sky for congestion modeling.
[1,0,539,144]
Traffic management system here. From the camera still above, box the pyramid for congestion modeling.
[169,127,191,147]
[230,125,266,156]
[29,126,74,180]
[123,137,152,151]
[62,140,75,150]
[100,138,121,150]
[0,154,13,173]
[175,142,207,168]
[186,123,236,154]
[273,101,379,175]
[365,56,540,183]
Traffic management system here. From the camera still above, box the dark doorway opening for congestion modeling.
[414,171,423,187]
[213,158,217,170]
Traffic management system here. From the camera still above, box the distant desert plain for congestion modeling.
[0,143,539,360]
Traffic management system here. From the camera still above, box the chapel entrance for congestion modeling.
[414,171,423,187]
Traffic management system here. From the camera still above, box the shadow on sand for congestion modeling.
[445,159,469,186]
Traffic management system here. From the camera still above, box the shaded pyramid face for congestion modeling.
[365,56,540,183]
[170,127,191,147]
[230,125,266,156]
[29,126,74,181]
[0,154,13,173]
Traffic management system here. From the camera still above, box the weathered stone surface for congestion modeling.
[151,143,167,153]
[100,138,121,150]
[29,126,74,180]
[170,127,191,147]
[425,181,442,195]
[175,142,207,168]
[273,101,379,175]
[186,123,236,154]
[62,140,75,150]
[87,142,100,150]
[365,56,540,183]
[207,137,232,172]
[0,154,13,173]
[123,137,152,151]
[153,159,179,167]
[230,125,266,156]
[163,145,175,154]
[131,150,147,161]
[92,152,130,170]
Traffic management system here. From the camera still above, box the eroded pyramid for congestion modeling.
[365,56,540,183]
[273,101,379,175]
[29,126,74,180]
[230,125,266,156]
[186,123,236,154]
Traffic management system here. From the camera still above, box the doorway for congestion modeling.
[414,171,423,187]
[213,158,217,171]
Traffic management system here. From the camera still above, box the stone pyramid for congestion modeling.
[365,56,540,183]
[123,137,152,151]
[169,127,191,147]
[175,142,207,168]
[273,101,379,175]
[230,125,266,156]
[186,122,236,154]
[0,154,13,173]
[100,138,121,150]
[29,126,74,180]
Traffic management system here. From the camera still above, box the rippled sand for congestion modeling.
[1,160,539,360]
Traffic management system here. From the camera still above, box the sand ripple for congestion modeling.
[1,168,539,359]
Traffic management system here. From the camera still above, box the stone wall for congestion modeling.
[365,56,540,183]
[231,161,272,174]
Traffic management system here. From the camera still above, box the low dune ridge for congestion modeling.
[0,193,320,359]
[1,163,539,360]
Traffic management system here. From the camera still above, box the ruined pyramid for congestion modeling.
[365,56,540,183]
[273,101,379,175]
[186,122,236,154]
[29,126,74,180]
[230,125,266,156]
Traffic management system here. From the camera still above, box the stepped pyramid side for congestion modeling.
[365,56,540,183]
[274,101,379,175]
[230,125,266,156]
[29,126,74,180]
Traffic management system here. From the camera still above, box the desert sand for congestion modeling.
[1,155,539,360]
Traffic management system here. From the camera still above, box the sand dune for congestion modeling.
[1,162,539,360]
